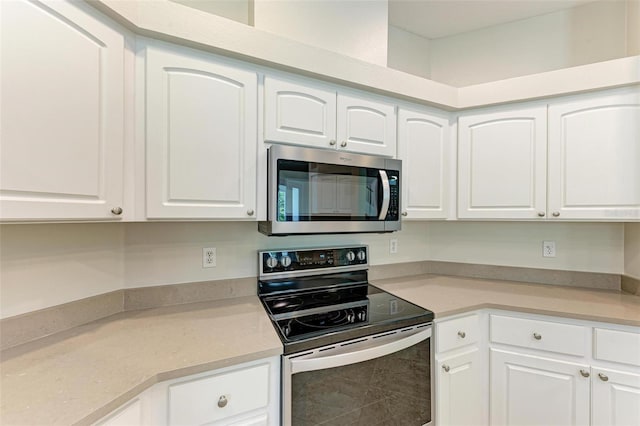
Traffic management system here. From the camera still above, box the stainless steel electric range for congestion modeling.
[258,245,435,426]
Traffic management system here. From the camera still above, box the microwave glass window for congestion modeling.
[277,160,383,222]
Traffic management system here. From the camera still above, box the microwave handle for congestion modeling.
[378,170,391,220]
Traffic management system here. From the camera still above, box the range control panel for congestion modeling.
[259,246,368,276]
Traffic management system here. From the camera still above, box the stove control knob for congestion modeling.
[357,250,366,261]
[346,251,356,262]
[357,310,367,322]
[281,255,292,268]
[265,256,278,269]
[347,312,355,323]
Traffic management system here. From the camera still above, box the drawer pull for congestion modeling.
[217,395,228,408]
[111,207,123,215]
[329,140,336,146]
[533,332,542,340]
[579,369,590,378]
[598,373,609,382]
[442,364,450,373]
[457,331,466,338]
[340,141,348,147]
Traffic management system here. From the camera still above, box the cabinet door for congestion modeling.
[437,349,486,426]
[95,399,143,426]
[592,367,640,426]
[337,94,396,157]
[548,88,640,220]
[145,43,257,219]
[0,0,125,221]
[264,76,336,149]
[490,349,590,426]
[397,108,450,219]
[458,106,547,219]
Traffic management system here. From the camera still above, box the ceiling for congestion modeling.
[388,0,600,39]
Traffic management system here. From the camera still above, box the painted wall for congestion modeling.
[0,223,124,319]
[625,223,640,279]
[1,221,627,318]
[627,0,640,56]
[387,25,431,79]
[252,0,388,66]
[169,0,252,25]
[429,0,628,86]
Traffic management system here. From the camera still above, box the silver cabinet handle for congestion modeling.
[401,212,408,217]
[552,211,560,217]
[340,141,347,147]
[533,332,542,340]
[111,207,123,215]
[457,331,466,338]
[442,364,450,373]
[598,373,609,382]
[217,395,228,408]
[537,211,545,217]
[329,140,336,146]
[579,369,590,378]
[247,209,254,216]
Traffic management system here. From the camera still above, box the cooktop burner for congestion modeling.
[258,246,434,354]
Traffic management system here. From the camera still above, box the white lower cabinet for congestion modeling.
[435,313,487,426]
[437,349,484,426]
[591,367,640,426]
[94,356,279,426]
[490,349,590,426]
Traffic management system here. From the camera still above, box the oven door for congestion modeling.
[282,324,433,426]
[262,145,401,235]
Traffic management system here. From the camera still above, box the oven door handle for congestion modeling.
[378,170,391,220]
[289,327,431,374]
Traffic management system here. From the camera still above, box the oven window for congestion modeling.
[277,159,383,222]
[291,339,431,425]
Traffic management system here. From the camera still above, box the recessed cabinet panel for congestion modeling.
[437,349,485,426]
[490,349,590,426]
[145,43,257,219]
[264,76,336,149]
[337,94,396,157]
[548,88,640,220]
[592,367,640,426]
[0,0,124,220]
[398,108,449,219]
[458,106,547,219]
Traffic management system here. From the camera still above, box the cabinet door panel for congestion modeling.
[398,108,450,219]
[548,88,640,220]
[458,106,546,219]
[437,349,486,426]
[264,77,336,149]
[145,44,257,219]
[337,94,396,157]
[490,349,589,426]
[592,367,640,426]
[0,0,124,220]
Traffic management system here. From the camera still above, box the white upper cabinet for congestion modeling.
[548,88,640,221]
[397,108,450,219]
[143,42,257,219]
[458,105,547,219]
[264,77,336,149]
[0,0,125,221]
[337,94,396,157]
[264,76,396,157]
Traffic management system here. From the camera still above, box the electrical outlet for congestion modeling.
[203,247,216,268]
[543,241,556,258]
[390,239,398,254]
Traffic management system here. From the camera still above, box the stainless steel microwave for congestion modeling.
[258,145,402,235]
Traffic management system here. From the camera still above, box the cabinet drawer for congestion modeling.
[168,363,270,425]
[594,328,640,367]
[436,314,480,353]
[490,314,587,356]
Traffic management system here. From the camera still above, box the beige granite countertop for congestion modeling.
[0,296,282,426]
[372,274,640,326]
